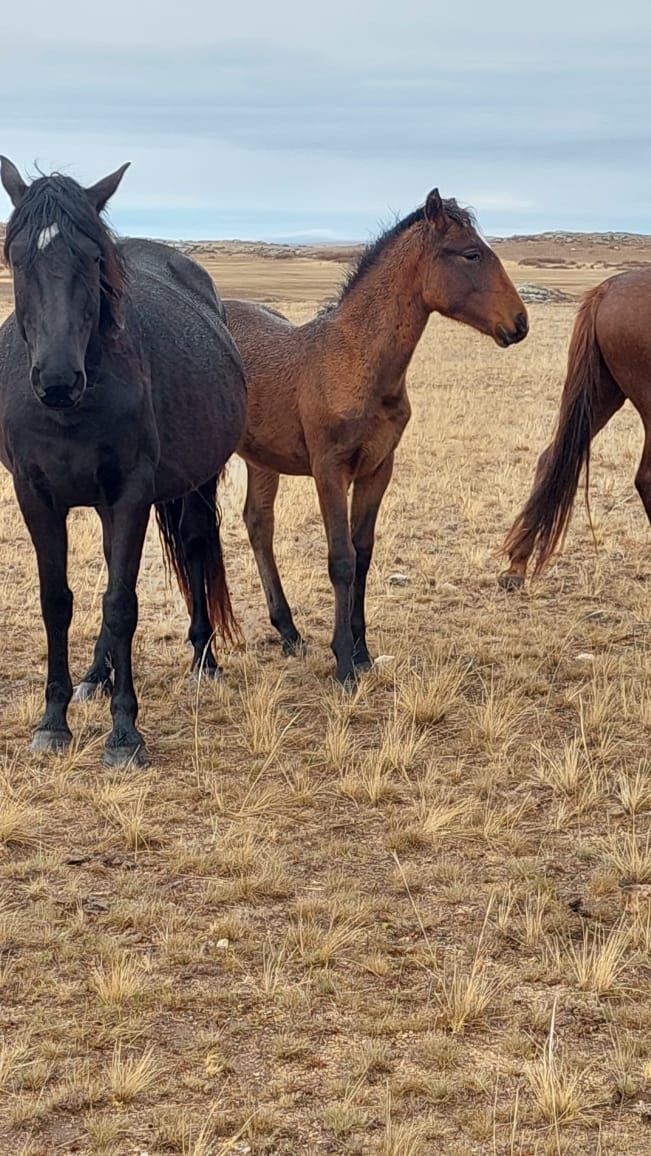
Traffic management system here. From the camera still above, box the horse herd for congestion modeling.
[0,158,649,767]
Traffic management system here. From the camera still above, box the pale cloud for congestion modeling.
[2,3,651,239]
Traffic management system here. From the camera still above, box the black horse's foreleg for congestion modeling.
[16,484,74,752]
[101,500,150,768]
[74,508,114,701]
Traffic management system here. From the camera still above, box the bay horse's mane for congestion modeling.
[3,173,126,337]
[336,197,476,305]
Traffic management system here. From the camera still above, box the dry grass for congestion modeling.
[0,278,649,1154]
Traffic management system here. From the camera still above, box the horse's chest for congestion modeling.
[7,420,139,508]
[355,392,411,475]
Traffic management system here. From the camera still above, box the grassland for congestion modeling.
[0,250,649,1155]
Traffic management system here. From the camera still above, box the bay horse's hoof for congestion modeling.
[31,727,72,754]
[498,570,525,592]
[103,733,150,769]
[282,635,308,657]
[72,678,112,703]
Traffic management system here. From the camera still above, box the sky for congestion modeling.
[2,1,651,241]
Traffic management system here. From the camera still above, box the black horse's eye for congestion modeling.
[463,251,481,262]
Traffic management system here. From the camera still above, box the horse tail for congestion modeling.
[155,479,240,647]
[503,282,608,576]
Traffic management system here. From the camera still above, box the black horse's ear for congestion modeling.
[0,156,28,207]
[424,187,445,228]
[85,162,130,212]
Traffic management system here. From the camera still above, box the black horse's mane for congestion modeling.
[336,197,475,305]
[3,173,126,336]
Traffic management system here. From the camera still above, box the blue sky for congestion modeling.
[3,1,651,241]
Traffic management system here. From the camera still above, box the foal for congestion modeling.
[0,159,246,764]
[500,269,651,588]
[226,189,528,684]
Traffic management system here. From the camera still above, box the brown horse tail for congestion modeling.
[503,283,608,577]
[155,480,241,648]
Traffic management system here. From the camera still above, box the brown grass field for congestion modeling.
[0,244,650,1155]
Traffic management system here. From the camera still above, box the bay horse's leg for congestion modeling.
[350,454,394,671]
[499,371,625,590]
[312,464,356,686]
[244,463,305,655]
[635,433,651,523]
[101,501,150,768]
[15,484,73,752]
[73,509,114,701]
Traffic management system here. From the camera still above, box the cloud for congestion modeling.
[3,11,651,237]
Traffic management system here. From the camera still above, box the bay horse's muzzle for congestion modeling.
[495,312,529,348]
[31,367,86,409]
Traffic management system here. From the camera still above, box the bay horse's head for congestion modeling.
[419,189,528,347]
[1,157,129,410]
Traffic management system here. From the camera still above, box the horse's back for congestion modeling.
[120,241,247,497]
[223,300,313,475]
[120,239,227,323]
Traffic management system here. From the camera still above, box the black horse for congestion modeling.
[0,158,247,766]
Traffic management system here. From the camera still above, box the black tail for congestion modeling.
[155,477,240,647]
[503,283,607,576]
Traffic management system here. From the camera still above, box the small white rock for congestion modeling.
[388,572,409,586]
[576,653,595,663]
[216,938,229,949]
[374,655,395,665]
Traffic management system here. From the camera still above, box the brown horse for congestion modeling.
[499,269,651,590]
[225,189,528,684]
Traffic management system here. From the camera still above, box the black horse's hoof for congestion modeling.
[498,570,525,592]
[103,734,150,768]
[31,727,73,754]
[72,678,112,703]
[335,668,359,692]
[353,653,374,673]
[191,663,223,683]
[282,635,308,657]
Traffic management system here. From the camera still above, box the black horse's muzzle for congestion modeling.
[495,312,529,348]
[31,367,86,409]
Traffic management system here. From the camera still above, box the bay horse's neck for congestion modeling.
[328,229,430,393]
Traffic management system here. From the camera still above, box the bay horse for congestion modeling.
[225,189,528,685]
[0,158,246,765]
[499,270,651,589]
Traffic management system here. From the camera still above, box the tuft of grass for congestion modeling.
[469,676,526,755]
[380,1088,429,1155]
[552,924,631,996]
[398,659,465,728]
[525,1001,591,1128]
[0,784,40,848]
[105,1043,162,1103]
[323,715,354,772]
[90,954,146,1007]
[604,831,651,883]
[614,761,651,817]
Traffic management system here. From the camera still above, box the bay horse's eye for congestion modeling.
[463,251,481,262]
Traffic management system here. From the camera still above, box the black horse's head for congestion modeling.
[1,158,129,410]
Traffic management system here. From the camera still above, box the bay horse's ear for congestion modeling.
[0,156,28,208]
[424,188,446,228]
[85,162,131,213]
